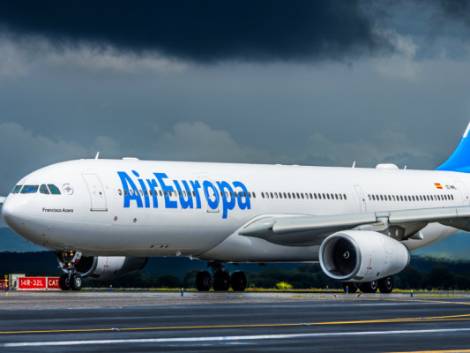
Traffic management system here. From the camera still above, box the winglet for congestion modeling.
[437,122,470,173]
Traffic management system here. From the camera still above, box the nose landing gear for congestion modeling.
[57,250,83,291]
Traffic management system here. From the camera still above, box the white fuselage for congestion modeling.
[2,159,466,262]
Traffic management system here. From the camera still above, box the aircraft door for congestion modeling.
[454,178,470,206]
[82,174,108,211]
[353,185,367,212]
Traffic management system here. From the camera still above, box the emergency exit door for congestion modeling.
[82,174,108,211]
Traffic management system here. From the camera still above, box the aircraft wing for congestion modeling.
[238,206,470,246]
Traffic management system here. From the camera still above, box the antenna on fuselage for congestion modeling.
[94,152,100,160]
[352,161,356,168]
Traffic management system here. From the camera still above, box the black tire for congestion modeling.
[59,274,71,290]
[196,271,212,291]
[230,271,247,292]
[342,282,358,294]
[378,277,394,294]
[359,280,378,293]
[70,274,83,291]
[213,271,230,291]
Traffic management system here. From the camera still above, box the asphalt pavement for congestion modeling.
[1,291,470,352]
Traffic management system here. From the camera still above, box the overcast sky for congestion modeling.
[0,0,470,196]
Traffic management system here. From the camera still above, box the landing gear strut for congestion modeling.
[195,262,247,292]
[57,250,83,291]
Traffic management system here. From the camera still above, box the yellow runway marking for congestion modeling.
[2,312,470,336]
[381,297,470,307]
[391,349,470,353]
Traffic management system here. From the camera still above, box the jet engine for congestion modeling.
[319,230,410,282]
[59,256,148,281]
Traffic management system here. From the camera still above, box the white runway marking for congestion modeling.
[3,327,470,347]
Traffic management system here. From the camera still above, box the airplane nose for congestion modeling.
[2,197,27,231]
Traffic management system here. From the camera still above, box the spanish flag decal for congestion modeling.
[434,182,443,189]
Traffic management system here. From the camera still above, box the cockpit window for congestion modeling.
[48,184,61,195]
[21,185,39,194]
[39,184,50,194]
[11,185,23,194]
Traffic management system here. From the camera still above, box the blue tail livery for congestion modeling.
[437,122,470,173]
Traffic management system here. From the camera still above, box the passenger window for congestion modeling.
[343,194,347,200]
[40,184,50,194]
[21,185,39,194]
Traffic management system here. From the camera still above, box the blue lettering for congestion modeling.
[203,180,219,210]
[154,173,178,209]
[217,181,235,219]
[174,180,193,209]
[117,171,250,219]
[133,170,150,208]
[118,171,143,208]
[190,180,202,208]
[233,181,251,210]
[146,178,159,208]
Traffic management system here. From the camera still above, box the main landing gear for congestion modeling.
[343,276,394,294]
[195,262,247,292]
[57,250,83,291]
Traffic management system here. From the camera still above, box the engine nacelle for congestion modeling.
[319,230,410,283]
[60,256,148,281]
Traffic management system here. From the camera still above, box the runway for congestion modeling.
[1,292,470,352]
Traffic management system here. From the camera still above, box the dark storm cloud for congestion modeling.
[438,0,470,25]
[0,0,387,62]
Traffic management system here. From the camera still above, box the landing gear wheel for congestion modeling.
[359,280,378,293]
[70,274,83,291]
[230,271,247,292]
[342,282,358,294]
[213,271,230,291]
[378,277,394,294]
[59,274,71,290]
[196,271,212,291]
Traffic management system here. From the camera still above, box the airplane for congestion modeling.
[2,123,470,293]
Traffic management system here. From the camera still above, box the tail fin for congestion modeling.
[437,122,470,172]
